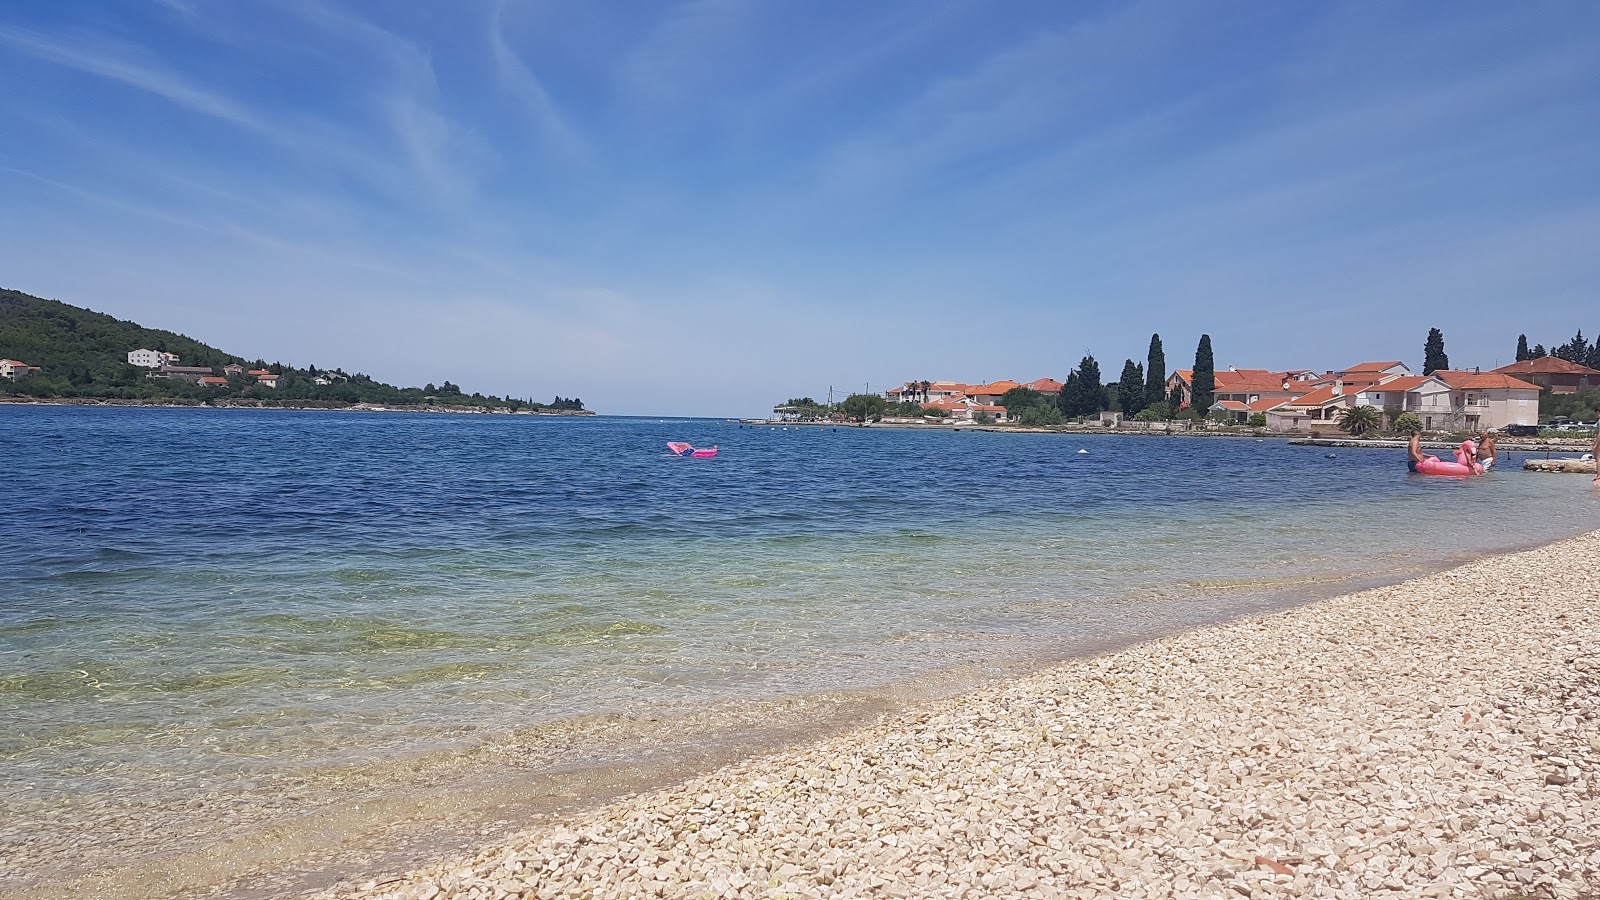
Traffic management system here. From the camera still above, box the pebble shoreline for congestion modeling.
[324,532,1600,900]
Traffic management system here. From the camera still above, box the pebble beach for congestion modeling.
[326,531,1600,900]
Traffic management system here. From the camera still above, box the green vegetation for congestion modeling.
[1539,388,1600,423]
[1423,327,1449,375]
[1115,359,1144,416]
[1191,335,1214,414]
[1058,355,1105,418]
[839,393,886,423]
[1144,333,1165,411]
[1391,412,1422,435]
[0,288,581,411]
[1247,412,1267,428]
[1516,334,1530,361]
[1338,405,1381,436]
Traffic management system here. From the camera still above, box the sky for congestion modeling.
[2,1,1598,416]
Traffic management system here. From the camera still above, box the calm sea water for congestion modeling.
[2,405,1597,887]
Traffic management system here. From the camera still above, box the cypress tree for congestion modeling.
[1144,333,1166,410]
[1117,359,1145,416]
[1168,383,1185,412]
[1058,371,1080,417]
[1423,327,1449,375]
[1078,355,1106,415]
[1516,334,1530,361]
[1192,335,1215,415]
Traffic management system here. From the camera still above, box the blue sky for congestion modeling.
[2,1,1597,415]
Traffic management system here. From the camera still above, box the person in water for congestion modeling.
[1476,431,1497,471]
[1407,431,1431,473]
[1592,408,1600,483]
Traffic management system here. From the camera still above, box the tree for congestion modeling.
[1516,334,1530,361]
[1423,328,1449,375]
[1167,384,1185,412]
[1247,413,1267,428]
[998,387,1045,411]
[1391,412,1422,435]
[1144,334,1166,411]
[840,393,886,422]
[1116,359,1145,416]
[1554,330,1591,365]
[1531,343,1547,358]
[1337,405,1381,436]
[1192,335,1215,415]
[1059,355,1106,417]
[1016,404,1064,426]
[1135,404,1171,422]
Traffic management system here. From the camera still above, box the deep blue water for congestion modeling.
[2,405,1597,854]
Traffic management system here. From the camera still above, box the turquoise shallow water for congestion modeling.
[2,405,1598,882]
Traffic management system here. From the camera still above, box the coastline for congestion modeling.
[279,532,1596,899]
[0,397,596,415]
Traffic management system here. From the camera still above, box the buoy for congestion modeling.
[1077,449,1089,454]
[1325,453,1336,458]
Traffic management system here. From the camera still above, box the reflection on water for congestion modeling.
[1,405,1597,892]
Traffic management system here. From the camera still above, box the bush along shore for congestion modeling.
[325,533,1600,900]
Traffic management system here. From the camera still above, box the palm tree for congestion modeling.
[1338,405,1382,436]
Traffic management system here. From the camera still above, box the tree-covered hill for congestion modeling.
[0,287,584,411]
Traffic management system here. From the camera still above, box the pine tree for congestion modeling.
[1117,359,1145,416]
[1531,343,1546,358]
[1516,334,1530,361]
[1423,328,1449,375]
[1058,356,1106,417]
[1554,330,1590,364]
[1057,371,1080,417]
[1192,335,1215,415]
[1144,333,1165,410]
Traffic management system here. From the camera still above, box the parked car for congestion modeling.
[1502,423,1540,437]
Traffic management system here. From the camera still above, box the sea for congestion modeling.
[2,405,1596,896]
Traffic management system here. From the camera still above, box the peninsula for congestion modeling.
[0,288,591,415]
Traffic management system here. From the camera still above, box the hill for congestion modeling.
[0,288,583,412]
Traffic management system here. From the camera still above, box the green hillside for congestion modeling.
[0,287,583,411]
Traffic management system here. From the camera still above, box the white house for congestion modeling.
[1433,371,1541,431]
[0,359,40,381]
[128,349,181,368]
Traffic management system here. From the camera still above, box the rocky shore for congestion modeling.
[324,534,1600,900]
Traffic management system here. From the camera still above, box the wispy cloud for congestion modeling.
[488,0,581,154]
[0,25,269,134]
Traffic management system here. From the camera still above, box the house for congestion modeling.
[1026,377,1064,397]
[1350,376,1455,430]
[920,395,1006,423]
[198,376,229,387]
[128,349,181,368]
[223,363,246,376]
[256,373,281,388]
[964,381,1021,405]
[156,365,215,383]
[0,359,40,381]
[1337,361,1413,379]
[1492,357,1600,394]
[1433,371,1541,432]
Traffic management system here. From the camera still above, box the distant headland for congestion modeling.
[0,288,592,415]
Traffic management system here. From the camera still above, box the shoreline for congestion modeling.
[0,397,596,416]
[4,530,1595,899]
[314,532,1600,899]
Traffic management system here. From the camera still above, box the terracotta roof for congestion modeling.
[1027,378,1064,392]
[199,376,228,385]
[0,359,26,366]
[1283,385,1349,408]
[1247,397,1289,411]
[1493,357,1600,377]
[968,380,1021,395]
[1434,371,1542,391]
[1359,376,1428,393]
[1344,361,1405,373]
[1214,400,1249,411]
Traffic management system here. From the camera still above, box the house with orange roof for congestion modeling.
[1337,361,1413,379]
[964,380,1022,404]
[198,376,229,387]
[1492,357,1600,394]
[1433,371,1540,432]
[920,395,1007,423]
[1025,377,1063,397]
[0,359,40,381]
[255,372,281,388]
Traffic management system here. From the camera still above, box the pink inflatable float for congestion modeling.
[1412,440,1483,476]
[666,442,718,458]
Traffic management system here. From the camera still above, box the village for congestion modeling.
[876,356,1600,434]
